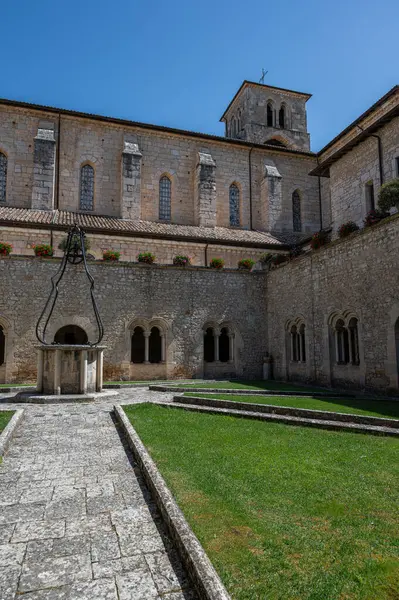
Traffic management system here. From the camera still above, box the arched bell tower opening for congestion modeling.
[54,325,88,345]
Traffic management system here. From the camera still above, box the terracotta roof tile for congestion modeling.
[0,207,287,248]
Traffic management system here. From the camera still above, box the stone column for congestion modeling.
[214,332,220,363]
[31,126,56,210]
[161,334,166,363]
[80,350,88,394]
[121,141,142,220]
[260,161,283,232]
[144,331,150,364]
[96,349,103,392]
[54,349,61,395]
[195,152,217,227]
[36,348,44,392]
[228,333,235,364]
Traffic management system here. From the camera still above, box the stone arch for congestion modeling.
[229,181,241,227]
[54,325,88,345]
[159,173,173,222]
[45,316,98,345]
[79,162,95,211]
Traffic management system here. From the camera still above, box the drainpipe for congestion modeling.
[55,113,61,210]
[248,147,254,230]
[204,243,209,267]
[357,125,384,186]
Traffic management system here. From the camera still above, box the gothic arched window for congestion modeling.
[0,152,7,203]
[219,327,230,362]
[229,184,240,227]
[159,175,171,222]
[348,318,360,365]
[131,327,145,363]
[279,106,286,128]
[204,328,215,363]
[267,103,274,127]
[0,326,5,365]
[80,164,94,211]
[149,327,162,363]
[292,190,302,232]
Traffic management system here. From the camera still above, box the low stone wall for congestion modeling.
[267,215,399,392]
[0,257,267,383]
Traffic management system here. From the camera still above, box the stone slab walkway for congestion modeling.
[0,390,196,599]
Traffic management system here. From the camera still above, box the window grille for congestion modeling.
[159,176,171,222]
[80,164,94,211]
[0,153,7,203]
[229,184,240,227]
[292,190,302,232]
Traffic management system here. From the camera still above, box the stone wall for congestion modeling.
[329,118,399,234]
[266,215,399,392]
[0,257,267,383]
[0,103,321,234]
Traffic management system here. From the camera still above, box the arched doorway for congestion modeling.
[395,318,399,384]
[54,325,88,345]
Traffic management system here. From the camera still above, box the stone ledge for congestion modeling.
[0,409,24,458]
[174,395,399,429]
[114,404,231,600]
[160,401,399,437]
[150,384,356,397]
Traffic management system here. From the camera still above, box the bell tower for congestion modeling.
[220,81,311,151]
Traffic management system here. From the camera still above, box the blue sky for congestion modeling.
[2,0,398,151]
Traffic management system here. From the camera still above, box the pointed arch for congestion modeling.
[292,189,302,232]
[229,183,240,227]
[279,104,286,128]
[80,163,95,211]
[159,174,171,222]
[0,151,7,203]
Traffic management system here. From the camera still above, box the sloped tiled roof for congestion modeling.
[0,207,289,249]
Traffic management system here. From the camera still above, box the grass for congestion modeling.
[183,392,399,420]
[167,380,324,392]
[0,383,32,388]
[125,403,399,600]
[0,411,14,433]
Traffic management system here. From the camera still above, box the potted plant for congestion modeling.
[103,249,120,262]
[0,242,12,256]
[33,244,53,257]
[338,221,360,238]
[209,257,224,270]
[137,252,155,264]
[238,258,255,271]
[378,178,399,213]
[364,209,389,228]
[58,234,90,252]
[173,255,191,267]
[310,230,329,250]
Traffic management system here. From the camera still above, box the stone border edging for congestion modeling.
[0,386,35,394]
[159,401,399,437]
[150,384,355,397]
[0,409,24,458]
[113,404,231,600]
[174,395,399,428]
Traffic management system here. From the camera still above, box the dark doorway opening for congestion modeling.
[54,325,88,345]
[204,328,215,362]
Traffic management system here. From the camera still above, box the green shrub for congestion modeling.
[338,221,360,238]
[103,249,120,261]
[137,252,155,264]
[364,209,389,228]
[310,231,329,250]
[378,178,399,213]
[238,258,255,271]
[33,244,53,257]
[173,255,191,266]
[209,257,224,269]
[0,242,12,256]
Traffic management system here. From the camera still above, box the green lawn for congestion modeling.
[183,392,399,420]
[0,383,32,388]
[167,380,325,392]
[125,403,399,600]
[0,411,14,433]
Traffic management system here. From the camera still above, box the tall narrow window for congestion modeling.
[348,318,360,365]
[204,328,215,362]
[267,103,273,127]
[292,190,302,232]
[229,184,240,227]
[0,326,5,365]
[299,324,306,362]
[149,327,162,363]
[336,319,349,364]
[279,106,285,128]
[219,328,230,362]
[0,152,7,203]
[131,327,145,363]
[365,181,375,212]
[159,176,171,222]
[80,164,94,211]
[290,325,298,362]
[396,157,399,177]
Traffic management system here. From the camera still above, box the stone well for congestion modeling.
[37,345,105,395]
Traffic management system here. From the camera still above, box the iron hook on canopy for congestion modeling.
[35,225,104,346]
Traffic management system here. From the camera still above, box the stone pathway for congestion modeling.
[0,390,196,599]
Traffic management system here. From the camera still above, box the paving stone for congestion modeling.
[69,578,119,599]
[12,518,65,542]
[20,485,54,504]
[145,550,190,594]
[0,502,45,524]
[0,542,26,566]
[0,564,21,600]
[65,514,113,537]
[0,524,15,543]
[116,570,159,600]
[92,554,147,579]
[19,553,92,591]
[91,530,121,562]
[14,586,70,599]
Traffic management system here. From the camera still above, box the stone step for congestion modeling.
[173,395,399,429]
[158,401,399,437]
[150,385,356,397]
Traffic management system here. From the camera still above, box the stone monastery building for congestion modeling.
[0,81,398,392]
